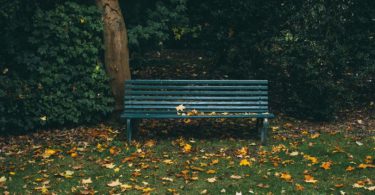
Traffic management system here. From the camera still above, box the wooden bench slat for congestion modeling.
[121,113,274,119]
[124,96,268,100]
[126,80,268,84]
[124,101,268,105]
[124,105,267,109]
[126,85,268,90]
[123,110,269,114]
[126,91,268,95]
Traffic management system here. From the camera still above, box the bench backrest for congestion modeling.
[123,80,269,116]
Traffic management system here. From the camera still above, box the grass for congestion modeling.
[0,120,374,194]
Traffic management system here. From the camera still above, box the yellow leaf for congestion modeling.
[239,159,251,167]
[176,104,186,112]
[345,166,355,171]
[236,147,248,157]
[295,184,304,191]
[0,176,6,183]
[142,187,154,193]
[358,163,375,169]
[9,172,15,176]
[163,159,174,165]
[320,161,332,170]
[107,179,122,187]
[96,143,104,152]
[109,146,118,155]
[364,156,372,164]
[60,170,74,179]
[40,116,47,121]
[310,133,320,139]
[303,155,319,164]
[144,140,156,148]
[210,159,219,165]
[183,144,192,153]
[280,172,292,181]
[42,149,57,158]
[70,152,78,158]
[80,18,85,24]
[304,175,318,183]
[191,166,205,172]
[120,184,133,191]
[114,167,120,172]
[184,119,192,124]
[206,170,216,174]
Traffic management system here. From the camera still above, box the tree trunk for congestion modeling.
[97,0,131,112]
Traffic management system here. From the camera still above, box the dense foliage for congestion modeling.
[127,0,374,120]
[0,1,113,132]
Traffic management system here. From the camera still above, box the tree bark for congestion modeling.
[97,0,131,112]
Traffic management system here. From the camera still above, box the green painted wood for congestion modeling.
[125,80,268,84]
[121,113,274,119]
[124,96,268,100]
[124,105,267,109]
[124,101,268,105]
[126,90,268,95]
[123,109,268,113]
[126,85,268,90]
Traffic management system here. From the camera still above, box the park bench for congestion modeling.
[121,80,274,145]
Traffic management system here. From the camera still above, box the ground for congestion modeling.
[0,50,374,194]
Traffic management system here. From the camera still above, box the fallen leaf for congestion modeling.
[358,163,375,169]
[207,177,217,183]
[163,159,174,164]
[304,175,318,183]
[346,166,355,171]
[142,187,154,193]
[257,183,270,188]
[321,161,332,170]
[206,169,216,174]
[236,192,242,195]
[210,159,219,165]
[103,163,116,169]
[236,147,249,157]
[280,173,292,181]
[364,156,372,164]
[220,189,226,193]
[144,140,156,148]
[310,133,320,139]
[81,178,92,184]
[42,149,57,158]
[183,144,192,153]
[200,189,208,194]
[60,170,74,179]
[240,159,251,167]
[176,104,186,112]
[303,155,319,164]
[191,166,205,172]
[355,141,363,146]
[295,184,304,191]
[230,175,242,179]
[120,184,132,191]
[107,179,122,187]
[0,176,6,183]
[289,151,299,156]
[335,184,344,188]
[161,177,174,182]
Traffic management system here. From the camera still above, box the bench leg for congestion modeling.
[127,119,132,144]
[256,118,261,132]
[260,118,269,145]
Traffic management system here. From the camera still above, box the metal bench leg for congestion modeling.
[260,118,269,145]
[127,119,132,143]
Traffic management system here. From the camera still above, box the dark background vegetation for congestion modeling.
[1,0,374,132]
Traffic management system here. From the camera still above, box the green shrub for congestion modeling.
[0,1,113,133]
